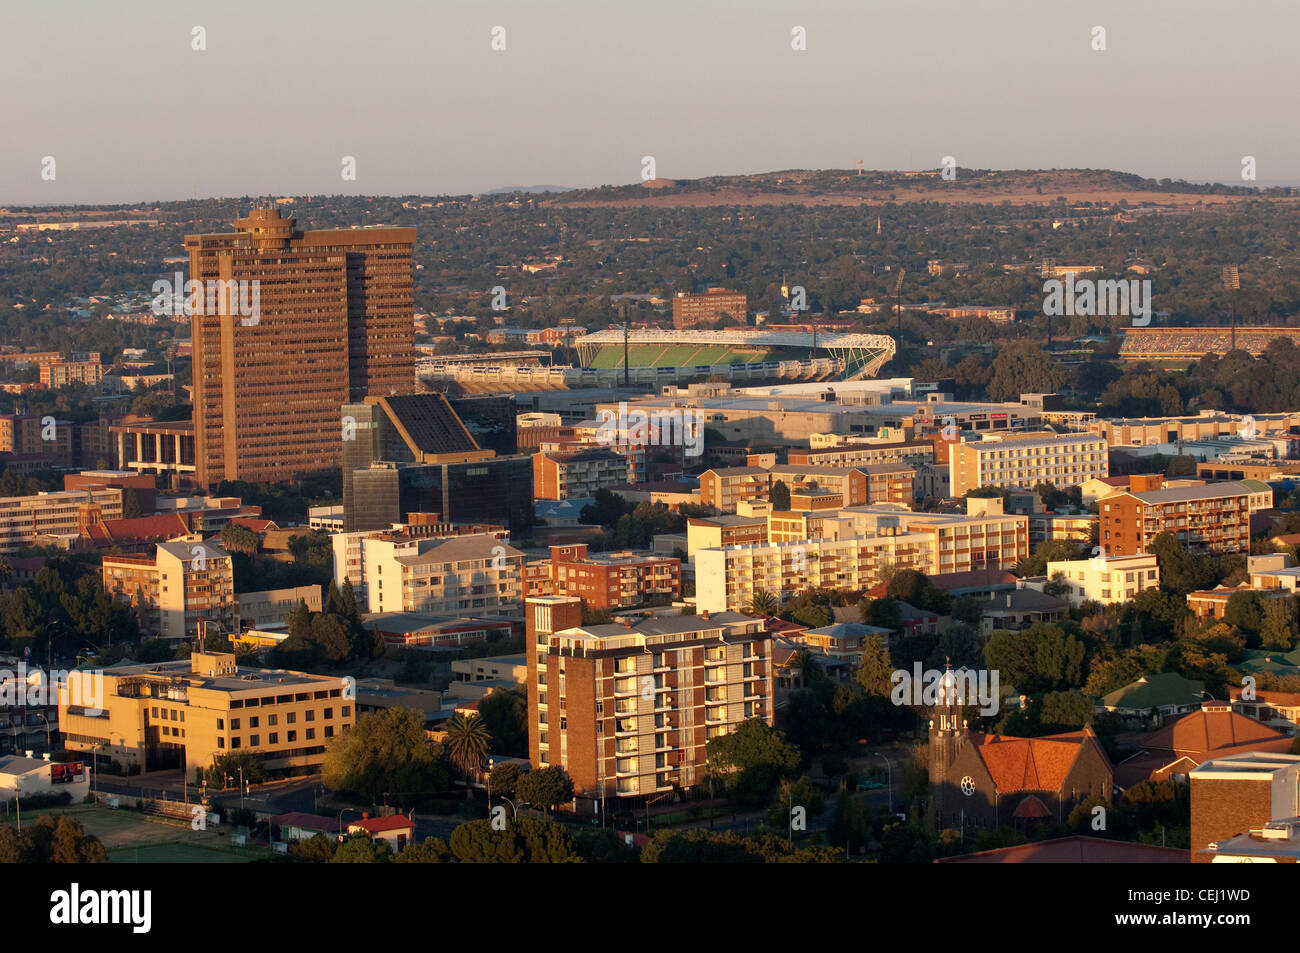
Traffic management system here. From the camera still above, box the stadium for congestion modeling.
[575,329,896,380]
[419,329,896,393]
[1121,326,1300,361]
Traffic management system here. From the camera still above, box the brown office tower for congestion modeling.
[185,209,415,486]
[672,289,747,329]
[526,596,585,769]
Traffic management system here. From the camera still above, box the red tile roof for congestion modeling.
[229,517,277,532]
[969,727,1106,796]
[349,815,414,834]
[1146,705,1286,756]
[84,514,191,546]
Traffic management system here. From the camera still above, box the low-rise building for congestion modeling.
[0,487,124,554]
[1098,476,1271,556]
[530,543,681,610]
[949,432,1108,496]
[1045,554,1160,606]
[532,449,628,500]
[59,651,354,775]
[237,586,323,630]
[360,533,524,617]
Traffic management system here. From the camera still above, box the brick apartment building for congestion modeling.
[186,208,415,486]
[102,540,238,643]
[672,289,747,330]
[1190,752,1300,862]
[527,543,681,609]
[532,448,629,500]
[525,596,774,802]
[1098,476,1272,556]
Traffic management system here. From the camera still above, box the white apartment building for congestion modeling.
[0,487,124,553]
[949,432,1108,496]
[362,533,524,616]
[102,540,238,642]
[1044,554,1161,607]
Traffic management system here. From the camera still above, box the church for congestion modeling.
[929,667,1114,832]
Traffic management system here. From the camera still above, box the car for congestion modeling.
[857,779,885,791]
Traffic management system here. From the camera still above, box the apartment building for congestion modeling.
[694,532,936,614]
[360,532,524,616]
[1098,476,1271,556]
[788,440,935,469]
[685,514,768,556]
[1044,554,1161,606]
[525,596,773,800]
[330,521,510,604]
[694,499,1029,613]
[1189,752,1300,863]
[770,464,915,508]
[529,544,681,610]
[40,359,103,388]
[1089,411,1300,448]
[59,651,354,775]
[102,541,238,642]
[948,432,1108,496]
[672,289,747,329]
[0,487,124,554]
[532,449,629,501]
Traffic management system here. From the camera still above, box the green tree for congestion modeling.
[745,589,780,617]
[207,751,267,787]
[515,765,574,814]
[443,712,492,796]
[987,341,1066,402]
[331,833,393,863]
[855,634,894,697]
[769,480,791,511]
[705,718,800,807]
[477,688,528,758]
[220,522,261,557]
[322,707,449,802]
[448,817,577,862]
[395,836,451,863]
[767,776,826,829]
[488,761,525,798]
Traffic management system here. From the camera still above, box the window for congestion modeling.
[325,726,334,738]
[231,718,241,730]
[250,735,259,747]
[216,718,224,730]
[323,708,333,719]
[306,728,315,740]
[286,712,296,724]
[249,716,259,728]
[269,732,278,745]
[151,707,158,718]
[231,737,241,749]
[217,737,224,749]
[268,714,277,726]
[305,710,315,722]
[287,731,297,743]
[560,717,567,730]
[342,706,351,717]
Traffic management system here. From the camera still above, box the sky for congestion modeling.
[3,0,1297,205]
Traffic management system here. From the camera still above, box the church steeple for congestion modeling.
[929,660,969,785]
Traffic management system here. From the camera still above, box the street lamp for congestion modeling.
[876,753,893,815]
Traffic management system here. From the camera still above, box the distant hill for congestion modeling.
[544,168,1293,209]
[484,185,574,195]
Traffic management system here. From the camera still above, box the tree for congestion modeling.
[220,522,261,557]
[1039,690,1097,731]
[443,712,492,796]
[1261,597,1299,651]
[886,570,949,613]
[987,341,1066,401]
[488,761,525,798]
[322,707,449,802]
[1148,532,1215,595]
[855,634,894,697]
[770,480,791,511]
[705,718,800,807]
[207,751,267,787]
[1223,591,1266,636]
[289,833,338,863]
[448,818,577,863]
[515,765,574,814]
[477,688,528,758]
[331,833,393,863]
[395,836,451,863]
[745,589,780,617]
[861,596,903,631]
[767,776,826,829]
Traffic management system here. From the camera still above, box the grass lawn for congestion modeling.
[5,803,273,863]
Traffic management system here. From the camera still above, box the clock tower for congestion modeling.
[929,662,969,817]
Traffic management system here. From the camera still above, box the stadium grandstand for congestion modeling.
[574,329,897,380]
[1121,326,1300,360]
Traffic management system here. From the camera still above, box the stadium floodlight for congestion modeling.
[894,268,906,337]
[1222,266,1241,351]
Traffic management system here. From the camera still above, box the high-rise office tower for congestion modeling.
[185,209,415,486]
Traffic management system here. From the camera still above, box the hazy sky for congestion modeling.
[3,0,1297,205]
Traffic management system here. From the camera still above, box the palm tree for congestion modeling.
[443,712,491,799]
[745,589,780,617]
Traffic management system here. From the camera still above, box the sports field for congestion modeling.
[6,803,273,863]
[587,343,779,368]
